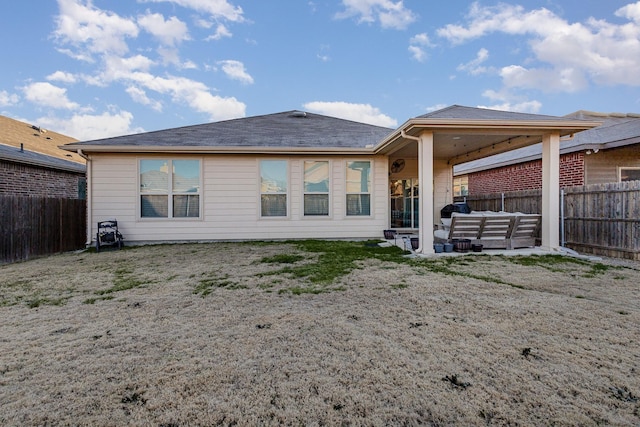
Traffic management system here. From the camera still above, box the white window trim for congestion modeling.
[618,166,640,182]
[453,175,469,197]
[138,158,203,220]
[345,159,373,218]
[302,159,332,218]
[259,158,290,219]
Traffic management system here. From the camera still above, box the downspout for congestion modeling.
[400,130,424,252]
[400,129,420,143]
[78,149,92,247]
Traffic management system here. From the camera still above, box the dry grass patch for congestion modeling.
[1,241,639,425]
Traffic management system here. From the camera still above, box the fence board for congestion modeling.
[460,181,640,260]
[0,195,86,264]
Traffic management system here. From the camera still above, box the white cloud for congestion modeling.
[54,0,139,58]
[92,54,156,85]
[138,12,190,46]
[303,101,397,127]
[125,72,245,121]
[616,2,640,23]
[126,86,163,111]
[479,89,542,114]
[436,2,640,92]
[457,48,490,75]
[410,33,431,45]
[50,1,247,123]
[22,82,79,110]
[36,110,142,140]
[0,90,19,107]
[47,71,77,83]
[205,24,233,41]
[408,45,426,62]
[425,104,448,113]
[499,65,588,93]
[408,33,432,62]
[218,60,254,84]
[335,0,416,30]
[139,0,244,22]
[477,100,542,114]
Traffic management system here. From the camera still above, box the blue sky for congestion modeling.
[1,0,639,140]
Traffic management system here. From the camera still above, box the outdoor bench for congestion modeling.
[434,211,541,250]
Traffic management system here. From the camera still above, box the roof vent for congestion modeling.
[290,111,307,118]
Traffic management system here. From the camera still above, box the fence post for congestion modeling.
[560,188,565,247]
[501,193,505,212]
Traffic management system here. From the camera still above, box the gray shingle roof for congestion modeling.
[65,111,394,150]
[0,143,86,173]
[455,111,640,175]
[417,105,575,122]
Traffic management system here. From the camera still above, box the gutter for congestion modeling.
[61,145,376,155]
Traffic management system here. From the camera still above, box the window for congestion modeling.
[140,159,200,218]
[453,175,468,197]
[620,167,640,182]
[346,161,371,216]
[260,160,288,217]
[304,161,330,216]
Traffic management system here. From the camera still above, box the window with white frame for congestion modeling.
[304,160,330,216]
[260,160,288,217]
[620,167,640,182]
[139,159,201,218]
[453,175,469,197]
[346,161,371,216]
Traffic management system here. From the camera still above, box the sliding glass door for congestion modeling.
[390,179,419,229]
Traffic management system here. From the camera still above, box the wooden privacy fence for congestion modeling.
[0,195,86,264]
[460,181,640,260]
[563,181,640,260]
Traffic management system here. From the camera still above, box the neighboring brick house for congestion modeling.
[454,111,640,195]
[0,115,85,198]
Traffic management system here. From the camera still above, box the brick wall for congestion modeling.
[468,153,585,195]
[0,160,85,199]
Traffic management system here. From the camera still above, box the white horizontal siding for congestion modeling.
[89,154,389,243]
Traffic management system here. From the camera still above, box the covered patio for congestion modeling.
[374,106,601,254]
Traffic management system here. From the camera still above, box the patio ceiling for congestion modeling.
[375,118,602,165]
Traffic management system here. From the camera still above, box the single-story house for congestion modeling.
[454,111,640,195]
[0,115,86,199]
[61,105,600,254]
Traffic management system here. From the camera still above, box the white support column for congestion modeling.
[541,132,560,250]
[418,131,434,254]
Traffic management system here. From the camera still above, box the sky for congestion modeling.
[1,0,639,141]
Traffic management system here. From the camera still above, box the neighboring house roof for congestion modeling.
[0,115,84,164]
[0,143,86,174]
[63,111,394,154]
[454,111,640,175]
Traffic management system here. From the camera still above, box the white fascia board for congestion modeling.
[60,145,375,155]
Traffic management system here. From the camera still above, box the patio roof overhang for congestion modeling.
[374,118,602,165]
